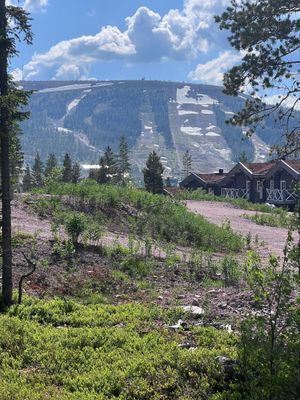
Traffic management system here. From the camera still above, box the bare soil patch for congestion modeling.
[186,200,290,258]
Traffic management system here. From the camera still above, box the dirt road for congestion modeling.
[186,200,291,258]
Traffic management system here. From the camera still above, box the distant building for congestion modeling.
[219,162,275,203]
[179,160,300,207]
[179,169,227,195]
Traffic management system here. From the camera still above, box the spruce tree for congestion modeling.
[0,0,33,305]
[97,155,108,184]
[22,165,32,192]
[98,147,116,184]
[182,150,192,178]
[117,136,131,185]
[32,153,44,188]
[71,163,81,184]
[88,168,98,181]
[62,153,72,183]
[44,153,57,177]
[143,151,164,194]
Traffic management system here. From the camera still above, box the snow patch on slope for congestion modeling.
[176,86,218,106]
[181,127,203,136]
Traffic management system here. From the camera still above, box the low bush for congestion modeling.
[243,209,292,228]
[0,298,237,400]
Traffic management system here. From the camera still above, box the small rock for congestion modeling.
[168,319,189,331]
[177,294,186,299]
[178,342,195,349]
[219,302,227,309]
[182,305,205,317]
[191,298,200,307]
[157,296,163,300]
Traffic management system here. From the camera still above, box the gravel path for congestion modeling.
[186,200,290,258]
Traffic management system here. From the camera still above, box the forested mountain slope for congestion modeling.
[20,80,281,180]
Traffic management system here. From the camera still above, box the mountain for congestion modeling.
[19,80,280,181]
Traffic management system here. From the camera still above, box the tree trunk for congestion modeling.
[0,0,13,306]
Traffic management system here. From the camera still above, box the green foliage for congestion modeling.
[71,162,81,184]
[116,135,131,185]
[39,181,243,252]
[243,209,292,228]
[215,0,300,156]
[22,164,33,192]
[62,153,73,183]
[230,247,300,399]
[0,297,237,399]
[182,150,192,178]
[63,212,87,248]
[32,153,44,188]
[44,153,58,177]
[143,151,164,194]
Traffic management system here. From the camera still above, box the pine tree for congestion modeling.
[88,168,98,181]
[22,165,32,192]
[239,151,248,163]
[215,0,300,156]
[62,153,72,183]
[143,151,164,194]
[71,163,81,184]
[98,147,116,184]
[182,150,192,178]
[97,156,108,184]
[117,136,131,185]
[44,153,57,177]
[32,153,44,188]
[0,0,33,305]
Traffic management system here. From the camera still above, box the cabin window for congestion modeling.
[270,180,274,190]
[280,180,286,191]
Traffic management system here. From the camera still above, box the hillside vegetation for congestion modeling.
[35,181,243,253]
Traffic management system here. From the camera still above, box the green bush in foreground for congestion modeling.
[0,298,236,400]
[36,181,243,253]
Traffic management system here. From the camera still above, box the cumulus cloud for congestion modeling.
[20,0,231,80]
[188,51,242,85]
[24,0,48,12]
[11,68,23,81]
[8,0,48,13]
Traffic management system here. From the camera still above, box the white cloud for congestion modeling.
[188,51,242,85]
[24,0,48,12]
[7,0,48,13]
[11,68,23,80]
[20,0,231,80]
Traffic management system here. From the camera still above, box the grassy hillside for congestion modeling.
[35,181,243,253]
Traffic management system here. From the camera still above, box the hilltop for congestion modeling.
[19,80,280,181]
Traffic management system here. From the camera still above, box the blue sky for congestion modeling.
[10,0,239,84]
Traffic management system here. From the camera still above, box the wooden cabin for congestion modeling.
[264,159,300,207]
[219,162,275,203]
[179,169,227,195]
